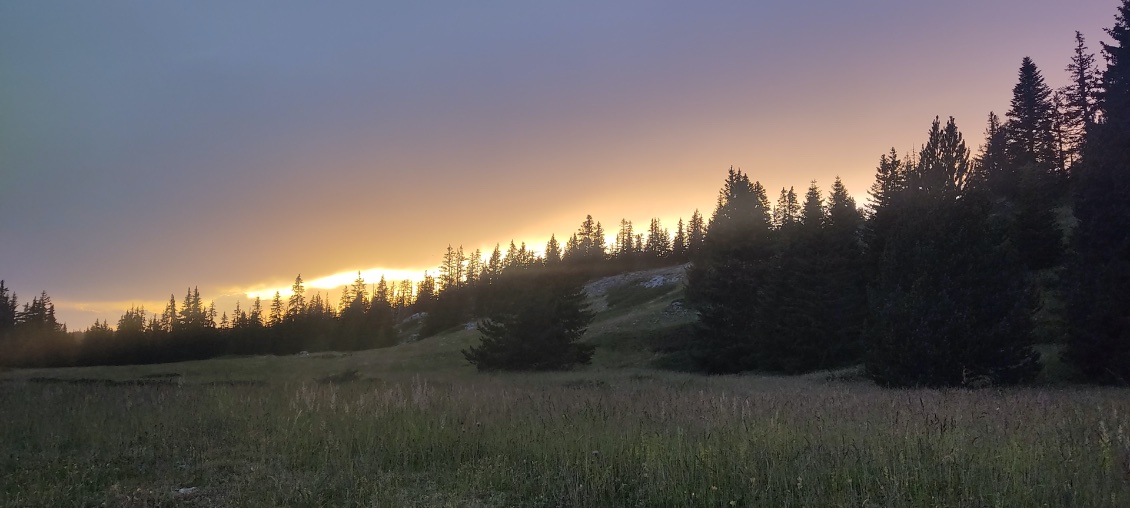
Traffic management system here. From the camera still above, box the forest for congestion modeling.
[2,7,1129,389]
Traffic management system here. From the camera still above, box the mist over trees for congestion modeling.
[3,1,1128,383]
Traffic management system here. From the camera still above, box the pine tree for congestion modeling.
[671,218,687,261]
[160,294,177,333]
[866,148,907,217]
[504,241,521,269]
[249,297,264,328]
[483,244,503,286]
[865,117,1040,387]
[117,306,147,339]
[1061,31,1102,169]
[350,272,368,306]
[685,168,774,373]
[998,58,1068,271]
[269,291,284,327]
[463,267,594,371]
[1007,58,1060,175]
[910,117,970,199]
[615,219,635,260]
[0,281,16,339]
[687,209,706,258]
[545,234,562,265]
[643,218,671,261]
[772,187,800,231]
[375,277,391,307]
[971,112,1009,192]
[287,274,306,317]
[440,245,461,291]
[416,273,437,311]
[1063,0,1130,384]
[465,248,483,285]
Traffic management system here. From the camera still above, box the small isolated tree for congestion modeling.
[463,267,594,371]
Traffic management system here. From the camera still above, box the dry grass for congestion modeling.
[1,273,1125,506]
[1,368,1128,507]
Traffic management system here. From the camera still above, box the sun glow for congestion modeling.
[242,267,430,301]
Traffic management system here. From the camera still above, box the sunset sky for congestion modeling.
[0,0,1119,329]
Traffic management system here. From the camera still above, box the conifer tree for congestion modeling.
[545,234,562,265]
[1061,31,1102,169]
[287,274,306,317]
[1064,0,1130,384]
[269,291,284,327]
[971,112,1009,192]
[440,245,461,291]
[1007,58,1060,175]
[615,219,635,260]
[685,168,774,373]
[0,281,16,339]
[463,266,594,371]
[350,272,367,306]
[687,209,706,258]
[643,218,671,261]
[483,244,503,286]
[671,218,687,261]
[416,273,437,311]
[865,117,1040,387]
[160,294,177,333]
[465,248,483,285]
[772,187,800,231]
[999,58,1068,271]
[249,297,264,328]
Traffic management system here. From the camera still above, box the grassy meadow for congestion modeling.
[2,267,1129,507]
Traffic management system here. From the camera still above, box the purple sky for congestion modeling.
[0,0,1119,329]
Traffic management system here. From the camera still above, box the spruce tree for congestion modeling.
[1064,0,1130,384]
[643,218,671,261]
[865,117,1040,387]
[287,274,306,318]
[687,209,706,257]
[545,235,562,265]
[1007,58,1060,175]
[269,291,284,327]
[0,281,16,340]
[685,168,774,373]
[971,112,1009,192]
[671,218,687,261]
[463,266,594,371]
[1001,59,1067,271]
[1061,31,1102,169]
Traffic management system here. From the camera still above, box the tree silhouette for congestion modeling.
[463,266,594,371]
[1063,0,1130,384]
[685,168,774,373]
[865,117,1040,387]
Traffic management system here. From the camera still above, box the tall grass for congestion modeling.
[2,371,1127,507]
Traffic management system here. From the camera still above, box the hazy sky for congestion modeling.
[0,0,1119,329]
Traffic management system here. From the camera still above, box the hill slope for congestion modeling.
[0,265,693,385]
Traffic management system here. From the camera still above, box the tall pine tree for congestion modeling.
[1064,0,1130,384]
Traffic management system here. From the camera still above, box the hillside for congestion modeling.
[0,265,693,385]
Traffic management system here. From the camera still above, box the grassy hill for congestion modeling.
[1,264,1127,507]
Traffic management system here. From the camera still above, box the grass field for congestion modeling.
[2,267,1128,507]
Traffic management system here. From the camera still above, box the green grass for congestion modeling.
[1,273,1127,506]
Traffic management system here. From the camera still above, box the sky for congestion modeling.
[0,0,1120,329]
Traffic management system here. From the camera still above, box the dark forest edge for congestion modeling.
[3,2,1129,387]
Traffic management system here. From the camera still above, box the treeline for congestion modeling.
[4,2,1128,385]
[418,213,703,337]
[0,211,699,368]
[683,8,1130,387]
[0,275,403,367]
